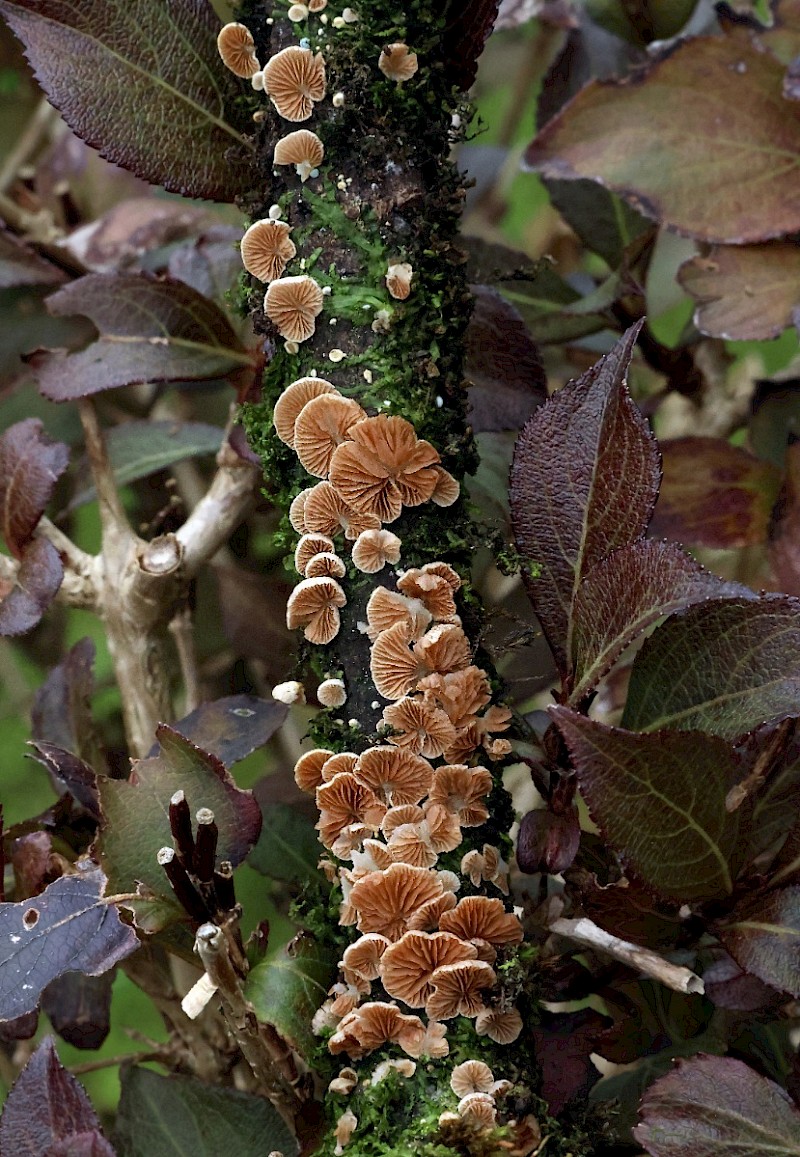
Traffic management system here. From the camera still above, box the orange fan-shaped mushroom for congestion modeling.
[217,22,260,78]
[321,751,359,781]
[316,772,386,849]
[366,588,430,642]
[439,896,524,947]
[274,128,325,181]
[286,575,346,644]
[294,394,366,478]
[274,377,337,447]
[431,468,460,507]
[294,747,333,793]
[418,666,492,728]
[348,862,445,941]
[341,933,390,987]
[397,569,458,621]
[450,1060,495,1098]
[407,891,458,932]
[289,485,314,532]
[425,959,497,1020]
[351,528,402,574]
[264,275,324,342]
[386,262,413,300]
[428,764,492,828]
[415,623,472,678]
[329,415,440,523]
[303,481,382,540]
[475,1005,523,1044]
[370,621,422,701]
[353,746,432,806]
[378,43,418,84]
[263,45,327,121]
[382,696,457,759]
[305,552,346,579]
[294,532,335,574]
[329,1001,426,1059]
[380,931,478,1008]
[240,219,296,282]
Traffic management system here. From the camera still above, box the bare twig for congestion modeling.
[549,916,705,995]
[176,441,260,576]
[78,399,131,548]
[68,1050,164,1075]
[0,99,58,194]
[169,608,202,715]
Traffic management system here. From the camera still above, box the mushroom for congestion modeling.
[414,623,472,677]
[328,415,441,523]
[381,696,457,759]
[348,862,445,941]
[294,748,334,793]
[407,891,458,932]
[294,394,366,478]
[370,621,421,700]
[439,896,524,947]
[321,751,359,780]
[274,128,325,181]
[431,468,460,507]
[385,262,413,300]
[286,575,346,644]
[263,45,327,121]
[271,679,306,704]
[378,43,418,84]
[288,3,309,21]
[329,1001,426,1059]
[295,532,336,574]
[351,528,402,574]
[274,377,338,447]
[353,746,433,807]
[309,0,328,9]
[240,219,296,282]
[318,678,347,707]
[413,1019,449,1059]
[328,1067,358,1095]
[425,959,497,1020]
[303,481,382,539]
[381,804,423,836]
[450,1060,495,1097]
[418,666,492,727]
[316,772,386,849]
[458,1093,497,1129]
[475,1005,523,1044]
[366,587,431,641]
[428,764,493,827]
[370,1059,416,1084]
[264,275,324,342]
[397,568,458,620]
[386,822,439,869]
[379,930,478,1007]
[334,1108,357,1155]
[305,552,347,579]
[341,933,390,987]
[217,22,261,78]
[289,485,315,533]
[422,801,463,853]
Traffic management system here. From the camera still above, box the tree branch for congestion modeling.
[549,916,705,995]
[176,441,260,577]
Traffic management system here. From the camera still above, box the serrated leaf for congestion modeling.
[443,0,501,89]
[245,933,335,1061]
[0,1037,115,1157]
[525,36,800,243]
[718,886,800,997]
[551,707,741,901]
[0,865,138,1022]
[570,540,754,702]
[162,694,287,767]
[510,323,658,679]
[679,244,800,341]
[113,1066,297,1157]
[29,273,253,402]
[0,536,63,637]
[97,724,261,933]
[248,802,322,883]
[0,418,69,556]
[635,1054,800,1157]
[0,0,253,201]
[0,227,66,289]
[71,421,224,508]
[622,597,800,737]
[649,437,782,549]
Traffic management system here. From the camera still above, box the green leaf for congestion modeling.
[551,707,741,901]
[245,933,335,1061]
[543,177,653,268]
[30,273,253,401]
[679,243,800,341]
[0,0,253,201]
[635,1054,800,1157]
[718,886,800,997]
[249,803,322,883]
[114,1067,298,1157]
[71,420,224,508]
[622,597,800,737]
[526,36,800,243]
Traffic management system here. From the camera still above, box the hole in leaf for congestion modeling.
[23,908,40,929]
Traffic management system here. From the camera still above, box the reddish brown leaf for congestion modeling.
[64,197,220,274]
[41,970,114,1051]
[679,244,800,341]
[0,227,66,289]
[510,322,658,679]
[465,285,547,432]
[702,952,781,1012]
[770,440,800,595]
[443,0,502,89]
[516,806,580,874]
[11,831,54,898]
[27,744,100,821]
[0,536,64,637]
[650,437,782,550]
[718,885,800,997]
[0,418,69,556]
[530,1008,611,1115]
[525,36,800,243]
[164,694,287,768]
[31,637,105,776]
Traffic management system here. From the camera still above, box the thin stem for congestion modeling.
[175,441,260,577]
[0,99,58,194]
[549,916,704,995]
[169,608,201,715]
[77,398,131,548]
[68,1051,164,1076]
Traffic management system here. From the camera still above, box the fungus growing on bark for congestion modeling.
[303,481,382,539]
[353,746,432,806]
[381,804,423,836]
[386,262,413,300]
[263,46,327,121]
[288,4,309,21]
[366,588,430,641]
[407,891,458,931]
[385,821,439,868]
[474,1005,523,1044]
[328,1067,358,1095]
[240,219,296,282]
[294,748,333,793]
[419,666,492,727]
[316,772,386,848]
[458,1093,497,1129]
[450,1060,495,1097]
[428,764,492,827]
[274,377,337,447]
[352,528,402,573]
[318,677,347,707]
[264,275,324,342]
[334,1108,357,1155]
[274,128,325,181]
[308,0,328,9]
[286,575,346,643]
[329,415,441,522]
[348,862,445,940]
[329,1001,426,1059]
[380,930,479,1008]
[415,623,472,678]
[295,532,336,574]
[289,486,314,532]
[422,801,463,853]
[378,43,419,84]
[341,933,390,987]
[370,1059,416,1083]
[425,959,497,1020]
[320,752,359,780]
[397,568,458,620]
[217,22,260,78]
[294,394,366,478]
[271,679,306,704]
[305,552,347,578]
[439,896,524,947]
[381,696,457,759]
[370,621,420,700]
[431,468,460,507]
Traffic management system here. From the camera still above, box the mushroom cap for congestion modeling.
[474,1005,523,1044]
[386,262,413,300]
[412,1020,449,1059]
[294,394,366,478]
[340,933,390,985]
[316,772,386,848]
[460,849,485,888]
[458,1092,497,1128]
[274,377,337,447]
[381,696,457,760]
[415,623,472,677]
[274,128,325,177]
[381,804,424,837]
[406,891,458,932]
[386,822,439,869]
[422,801,463,854]
[294,747,333,793]
[353,746,433,806]
[439,896,524,946]
[308,0,328,9]
[263,45,327,121]
[289,485,314,532]
[321,751,359,780]
[264,275,325,342]
[271,679,306,704]
[380,930,478,1007]
[286,575,346,644]
[397,568,458,620]
[295,532,336,574]
[450,1060,495,1098]
[370,1059,416,1083]
[217,22,260,78]
[418,665,492,727]
[351,528,403,574]
[318,677,347,707]
[304,481,382,539]
[305,551,347,579]
[431,468,460,507]
[327,1067,358,1095]
[241,219,296,282]
[329,1001,426,1058]
[334,1108,358,1151]
[366,587,430,641]
[370,621,421,701]
[348,862,445,941]
[329,415,441,523]
[378,43,419,83]
[428,764,493,827]
[425,959,497,1020]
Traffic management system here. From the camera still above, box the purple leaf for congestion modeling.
[570,540,753,702]
[465,285,546,432]
[530,1008,611,1114]
[702,952,782,1012]
[717,886,800,997]
[27,745,101,821]
[551,707,742,901]
[63,197,220,274]
[163,694,287,767]
[0,1038,114,1157]
[770,441,800,596]
[510,322,658,680]
[443,0,502,89]
[41,970,114,1051]
[0,418,69,556]
[635,1054,800,1157]
[0,864,138,1022]
[167,225,247,302]
[97,724,262,933]
[11,831,55,897]
[0,536,64,637]
[622,596,800,737]
[31,637,105,776]
[29,273,254,402]
[0,227,66,288]
[516,806,580,874]
[649,437,782,549]
[0,0,252,202]
[679,244,800,341]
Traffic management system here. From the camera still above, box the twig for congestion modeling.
[0,99,58,194]
[77,398,131,548]
[176,441,260,577]
[169,608,202,714]
[726,717,796,812]
[68,1050,164,1075]
[549,916,705,995]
